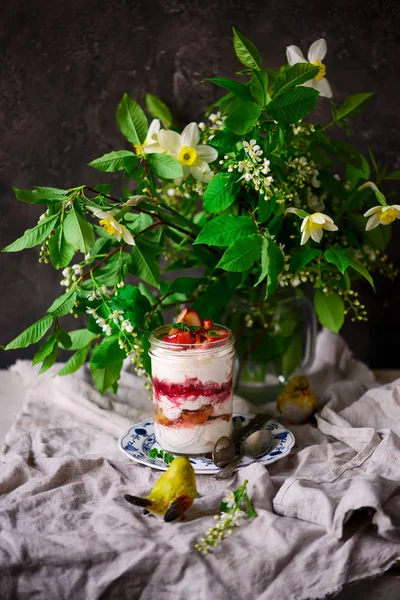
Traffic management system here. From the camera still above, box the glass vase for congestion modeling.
[224,292,317,405]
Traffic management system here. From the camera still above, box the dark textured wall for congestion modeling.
[1,0,400,368]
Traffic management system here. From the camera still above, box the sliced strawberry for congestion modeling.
[183,309,202,327]
[211,329,229,339]
[163,331,195,345]
[202,319,214,330]
[176,307,189,323]
[194,331,207,344]
[203,329,229,346]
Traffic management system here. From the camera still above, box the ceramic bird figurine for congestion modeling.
[125,456,197,522]
[276,375,318,423]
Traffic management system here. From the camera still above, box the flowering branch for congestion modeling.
[195,480,256,555]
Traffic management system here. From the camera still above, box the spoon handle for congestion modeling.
[213,452,244,480]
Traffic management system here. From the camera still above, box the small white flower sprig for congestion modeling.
[195,480,257,555]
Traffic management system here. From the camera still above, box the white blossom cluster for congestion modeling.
[86,285,115,301]
[287,156,320,189]
[60,265,83,289]
[195,492,247,555]
[291,120,315,136]
[199,111,226,139]
[306,186,327,212]
[278,253,302,289]
[228,139,274,196]
[86,307,133,338]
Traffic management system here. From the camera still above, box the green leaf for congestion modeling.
[266,87,319,124]
[146,153,183,179]
[365,221,391,251]
[61,329,99,350]
[255,237,269,285]
[217,234,262,272]
[250,69,268,106]
[207,78,252,102]
[224,101,261,134]
[203,172,240,213]
[208,130,241,149]
[129,238,160,288]
[336,93,374,121]
[349,259,375,290]
[192,278,233,321]
[232,28,262,70]
[145,93,172,126]
[345,155,370,189]
[47,290,77,317]
[2,214,59,253]
[94,252,128,287]
[325,246,352,274]
[13,187,68,205]
[90,337,126,369]
[55,329,72,348]
[317,170,348,200]
[38,342,58,375]
[110,285,151,327]
[64,206,95,253]
[290,248,321,275]
[90,362,122,395]
[170,277,202,294]
[140,329,152,376]
[314,290,344,333]
[124,213,153,233]
[383,170,400,181]
[265,240,284,297]
[194,215,257,247]
[116,93,148,145]
[32,335,57,366]
[58,346,89,376]
[273,63,321,96]
[5,315,54,350]
[281,330,303,380]
[88,150,137,172]
[48,226,75,268]
[328,139,362,168]
[258,195,276,223]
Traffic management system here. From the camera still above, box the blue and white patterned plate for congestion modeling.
[119,413,295,474]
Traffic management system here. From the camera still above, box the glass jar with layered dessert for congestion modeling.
[149,308,235,455]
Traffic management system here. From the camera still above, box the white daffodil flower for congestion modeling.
[286,38,332,98]
[134,119,162,155]
[158,122,218,182]
[87,206,135,245]
[363,204,400,230]
[300,212,338,244]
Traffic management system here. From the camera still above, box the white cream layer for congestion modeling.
[154,418,233,455]
[151,346,233,385]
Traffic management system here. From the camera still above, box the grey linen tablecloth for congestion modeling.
[0,330,399,600]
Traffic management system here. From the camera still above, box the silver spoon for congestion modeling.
[213,428,272,480]
[212,436,236,468]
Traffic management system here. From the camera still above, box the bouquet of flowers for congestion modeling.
[3,29,398,394]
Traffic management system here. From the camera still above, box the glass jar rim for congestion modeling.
[149,323,234,352]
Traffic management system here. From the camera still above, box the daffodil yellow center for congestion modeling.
[312,60,326,81]
[134,143,144,155]
[309,221,323,231]
[99,219,117,236]
[380,208,398,225]
[178,146,197,166]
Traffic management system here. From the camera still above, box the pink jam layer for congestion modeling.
[152,376,232,406]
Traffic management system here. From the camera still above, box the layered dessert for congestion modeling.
[149,308,235,455]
